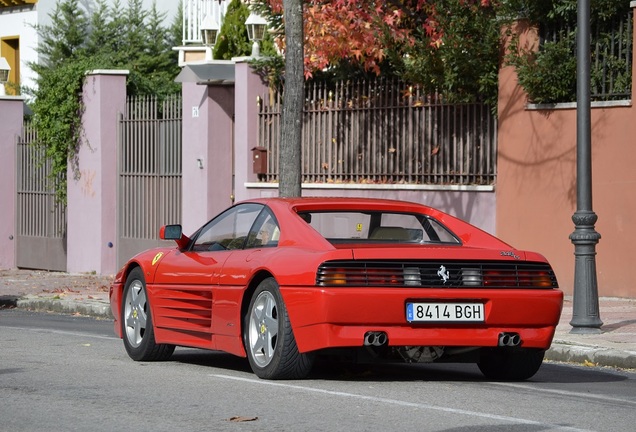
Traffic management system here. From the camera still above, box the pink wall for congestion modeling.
[233,60,268,203]
[66,71,128,274]
[181,82,235,235]
[497,21,636,297]
[0,96,23,269]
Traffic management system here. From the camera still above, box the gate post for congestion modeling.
[181,81,235,234]
[66,70,128,275]
[0,95,24,269]
[233,60,269,202]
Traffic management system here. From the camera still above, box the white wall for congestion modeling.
[0,7,38,96]
[0,0,180,97]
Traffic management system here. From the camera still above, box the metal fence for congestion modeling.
[117,94,182,267]
[258,78,497,186]
[540,8,633,101]
[16,121,67,271]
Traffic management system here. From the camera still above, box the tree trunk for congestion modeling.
[279,0,303,197]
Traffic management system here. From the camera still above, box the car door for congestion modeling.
[151,203,264,348]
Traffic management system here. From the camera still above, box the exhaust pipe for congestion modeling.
[364,331,388,347]
[498,332,521,347]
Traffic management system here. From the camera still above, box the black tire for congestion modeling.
[243,277,314,379]
[478,348,545,381]
[121,267,175,361]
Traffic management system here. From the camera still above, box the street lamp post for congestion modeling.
[569,0,603,334]
[200,14,220,61]
[245,11,267,58]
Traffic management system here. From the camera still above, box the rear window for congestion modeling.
[297,211,460,245]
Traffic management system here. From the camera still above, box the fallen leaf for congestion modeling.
[228,416,258,423]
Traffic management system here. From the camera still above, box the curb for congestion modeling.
[546,342,636,370]
[16,297,113,319]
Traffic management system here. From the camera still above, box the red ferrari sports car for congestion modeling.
[110,197,563,380]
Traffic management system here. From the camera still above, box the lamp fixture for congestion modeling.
[200,14,220,61]
[245,11,267,58]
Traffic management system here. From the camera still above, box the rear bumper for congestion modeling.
[280,287,563,353]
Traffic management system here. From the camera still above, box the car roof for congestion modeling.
[237,197,511,250]
[242,197,432,213]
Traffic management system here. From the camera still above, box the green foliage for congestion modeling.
[214,0,278,61]
[35,0,89,67]
[504,0,632,103]
[390,0,504,106]
[213,0,252,60]
[30,58,97,203]
[28,0,181,203]
[506,36,577,104]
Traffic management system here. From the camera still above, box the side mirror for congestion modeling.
[160,224,182,240]
[159,225,189,249]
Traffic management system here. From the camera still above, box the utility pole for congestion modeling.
[569,0,603,334]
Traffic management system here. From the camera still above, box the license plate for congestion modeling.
[406,302,484,322]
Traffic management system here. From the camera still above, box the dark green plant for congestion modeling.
[213,0,252,60]
[505,35,577,104]
[214,0,278,63]
[389,0,505,107]
[29,58,96,203]
[504,0,632,104]
[27,0,181,203]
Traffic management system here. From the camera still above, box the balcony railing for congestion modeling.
[182,0,229,45]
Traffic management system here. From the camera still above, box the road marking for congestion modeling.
[210,374,593,432]
[492,381,636,406]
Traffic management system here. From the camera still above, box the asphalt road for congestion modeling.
[2,310,636,432]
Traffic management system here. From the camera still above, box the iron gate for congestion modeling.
[16,121,67,271]
[117,95,182,268]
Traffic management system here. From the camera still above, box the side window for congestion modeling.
[191,203,263,251]
[246,208,280,248]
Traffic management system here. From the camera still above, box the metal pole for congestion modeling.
[569,0,602,334]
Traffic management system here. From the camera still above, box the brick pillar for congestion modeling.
[66,70,128,274]
[0,96,24,269]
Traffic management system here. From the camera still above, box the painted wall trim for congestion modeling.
[245,182,495,192]
[86,69,130,76]
[527,100,631,111]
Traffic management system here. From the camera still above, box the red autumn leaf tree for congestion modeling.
[266,0,459,78]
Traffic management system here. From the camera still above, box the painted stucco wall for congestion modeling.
[0,0,178,97]
[66,71,128,274]
[0,96,23,269]
[181,82,235,235]
[497,22,636,297]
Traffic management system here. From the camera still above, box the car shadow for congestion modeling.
[167,349,630,384]
[311,360,629,384]
[170,348,253,374]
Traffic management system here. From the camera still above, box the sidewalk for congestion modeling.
[1,268,635,370]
